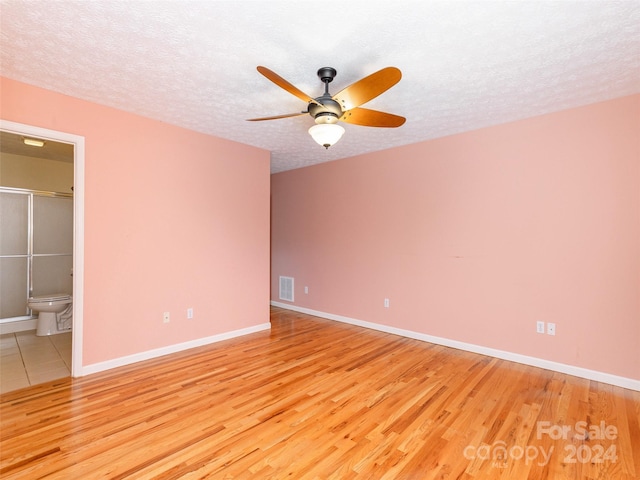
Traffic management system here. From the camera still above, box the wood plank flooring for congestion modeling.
[1,306,639,479]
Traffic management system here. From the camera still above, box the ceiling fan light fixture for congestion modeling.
[308,124,345,149]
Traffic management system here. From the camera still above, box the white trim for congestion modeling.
[81,323,271,376]
[0,120,85,378]
[271,302,640,392]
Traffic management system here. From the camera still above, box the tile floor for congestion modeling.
[0,330,72,394]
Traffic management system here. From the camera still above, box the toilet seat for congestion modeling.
[29,293,72,303]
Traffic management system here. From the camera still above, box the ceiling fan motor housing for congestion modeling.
[309,97,342,124]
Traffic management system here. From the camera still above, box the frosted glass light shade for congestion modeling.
[308,124,345,149]
[23,138,45,147]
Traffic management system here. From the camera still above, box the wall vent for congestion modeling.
[279,276,294,302]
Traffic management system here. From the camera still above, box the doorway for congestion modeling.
[0,120,84,379]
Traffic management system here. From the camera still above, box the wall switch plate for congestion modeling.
[163,311,170,323]
[304,286,308,294]
[547,322,556,336]
[187,308,193,319]
[384,298,390,308]
[536,321,545,334]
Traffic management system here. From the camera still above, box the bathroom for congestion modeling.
[0,130,74,393]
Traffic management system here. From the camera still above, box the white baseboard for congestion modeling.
[271,302,640,392]
[0,318,37,334]
[81,323,271,377]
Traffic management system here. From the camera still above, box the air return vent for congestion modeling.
[279,276,294,302]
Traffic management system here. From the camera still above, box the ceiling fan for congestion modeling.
[247,66,406,149]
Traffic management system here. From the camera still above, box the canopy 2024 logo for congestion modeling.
[463,421,618,468]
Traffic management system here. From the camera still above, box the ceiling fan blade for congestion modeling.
[247,112,307,121]
[332,67,402,111]
[257,66,321,106]
[340,107,406,127]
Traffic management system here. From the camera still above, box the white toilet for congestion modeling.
[28,294,73,336]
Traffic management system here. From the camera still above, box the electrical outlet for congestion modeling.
[163,311,170,323]
[384,298,390,308]
[536,321,545,334]
[187,308,193,319]
[547,322,556,336]
[304,286,308,294]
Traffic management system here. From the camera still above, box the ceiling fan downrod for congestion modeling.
[317,67,337,91]
[309,67,342,124]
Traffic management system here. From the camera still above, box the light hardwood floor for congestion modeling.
[1,307,638,479]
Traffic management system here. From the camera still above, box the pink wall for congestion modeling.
[271,95,640,381]
[1,77,271,366]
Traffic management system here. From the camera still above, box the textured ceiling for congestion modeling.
[1,1,639,173]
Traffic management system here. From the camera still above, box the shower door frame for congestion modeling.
[1,187,74,319]
[1,120,85,378]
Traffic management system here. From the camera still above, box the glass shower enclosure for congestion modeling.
[0,188,73,321]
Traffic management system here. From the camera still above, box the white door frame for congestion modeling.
[1,119,85,377]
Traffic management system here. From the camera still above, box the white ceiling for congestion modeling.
[1,1,639,173]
